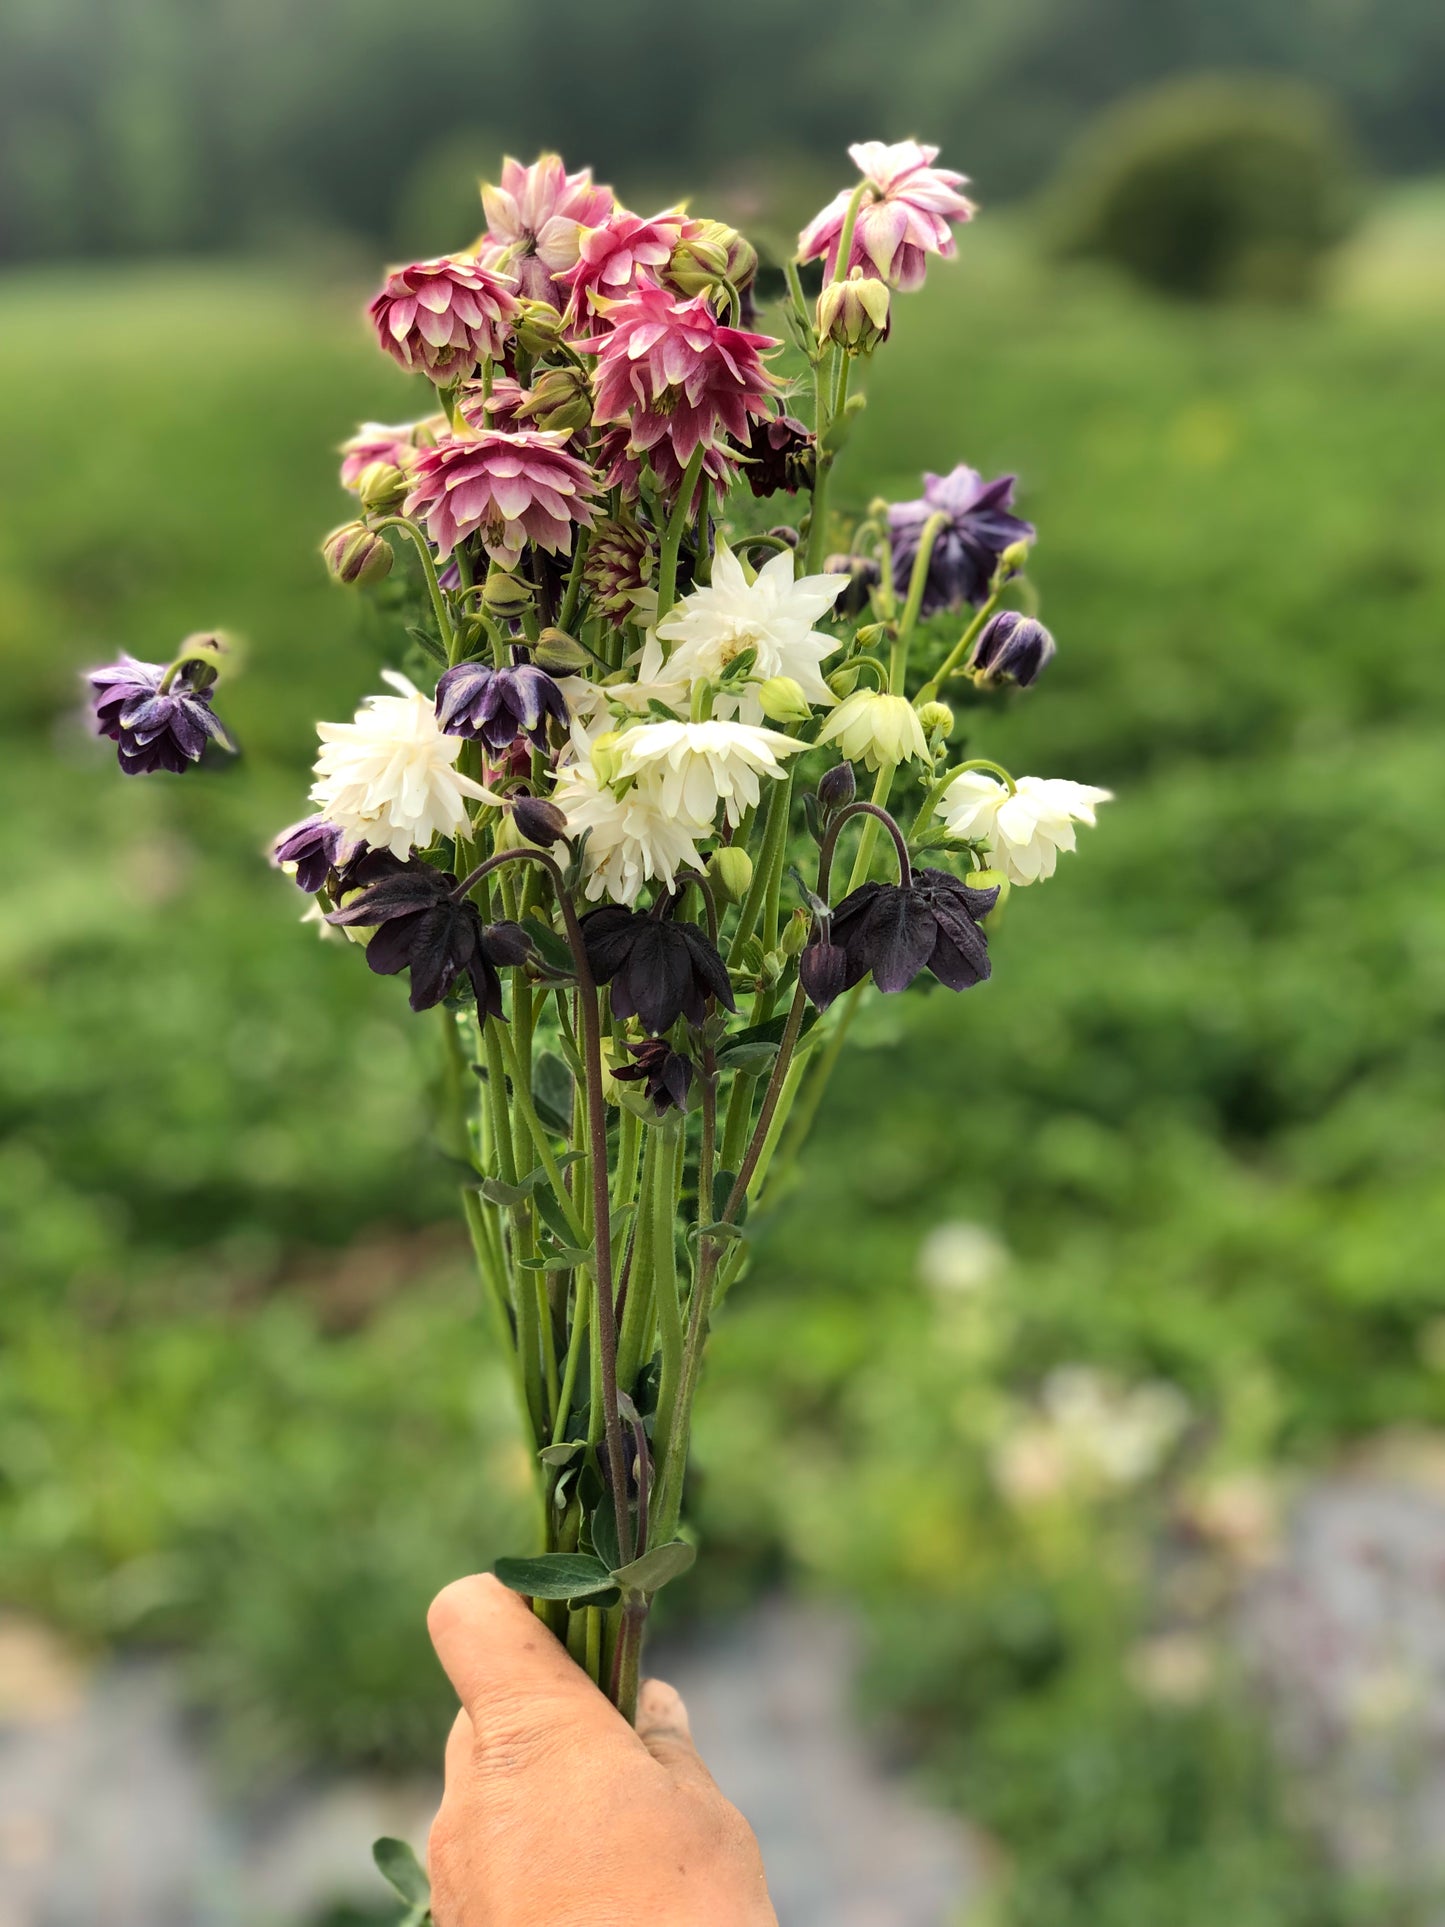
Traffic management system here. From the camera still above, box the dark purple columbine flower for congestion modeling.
[742,412,816,498]
[968,610,1056,688]
[87,655,234,775]
[326,865,532,1015]
[434,658,570,753]
[830,867,999,996]
[271,816,344,893]
[614,1037,694,1114]
[580,906,736,1036]
[823,552,882,619]
[799,938,850,1012]
[887,465,1034,618]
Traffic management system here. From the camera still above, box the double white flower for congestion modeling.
[550,755,706,906]
[936,771,1112,885]
[310,673,498,858]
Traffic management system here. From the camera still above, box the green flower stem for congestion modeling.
[831,179,873,285]
[369,515,455,658]
[650,1123,686,1476]
[893,510,949,684]
[494,1022,589,1247]
[655,447,707,622]
[551,1286,590,1449]
[729,775,790,961]
[773,981,863,1183]
[804,348,834,576]
[616,1131,659,1393]
[558,524,592,634]
[914,589,1002,706]
[844,762,898,893]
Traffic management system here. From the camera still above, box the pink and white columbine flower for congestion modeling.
[799,140,975,292]
[403,429,598,566]
[338,419,441,492]
[559,209,690,319]
[589,283,777,473]
[369,257,519,384]
[476,153,615,307]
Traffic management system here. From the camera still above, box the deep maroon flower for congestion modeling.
[968,610,1056,688]
[613,1037,693,1114]
[799,938,850,1012]
[87,654,234,776]
[580,905,736,1035]
[434,657,569,752]
[403,429,598,566]
[477,154,616,307]
[559,209,689,320]
[588,283,777,472]
[742,413,815,498]
[799,141,975,291]
[271,816,344,893]
[888,466,1035,617]
[326,865,532,1015]
[369,257,519,384]
[830,867,998,995]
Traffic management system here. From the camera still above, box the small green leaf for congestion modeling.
[538,1441,583,1466]
[532,1183,581,1247]
[713,1041,777,1073]
[690,1219,748,1247]
[611,1539,697,1592]
[520,914,575,975]
[373,1836,431,1907]
[533,1051,573,1134]
[589,1500,622,1573]
[493,1553,614,1600]
[711,1169,737,1220]
[405,623,448,667]
[477,1174,533,1208]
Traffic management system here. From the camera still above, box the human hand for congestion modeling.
[426,1575,777,1926]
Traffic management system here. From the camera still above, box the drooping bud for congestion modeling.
[780,908,810,957]
[512,299,568,357]
[514,366,594,435]
[511,795,571,848]
[756,675,812,725]
[816,762,857,813]
[968,610,1056,689]
[799,939,849,1011]
[816,268,891,353]
[667,219,759,299]
[482,565,536,620]
[533,627,592,675]
[916,699,955,742]
[355,461,411,513]
[707,845,754,904]
[997,538,1032,580]
[322,521,394,586]
[588,729,624,785]
[824,553,882,619]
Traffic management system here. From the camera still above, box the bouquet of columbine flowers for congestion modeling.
[84,141,1110,1726]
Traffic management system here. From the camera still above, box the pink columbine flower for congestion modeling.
[338,418,441,492]
[559,209,690,320]
[403,429,598,567]
[369,257,519,384]
[598,425,736,517]
[798,140,975,292]
[588,283,777,472]
[476,153,615,307]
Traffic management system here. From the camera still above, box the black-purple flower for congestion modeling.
[823,552,881,618]
[326,865,532,1015]
[798,938,850,1012]
[968,610,1056,688]
[742,412,816,498]
[888,465,1034,618]
[830,867,999,995]
[87,655,234,775]
[613,1038,693,1114]
[271,816,344,893]
[434,658,569,753]
[580,906,736,1036]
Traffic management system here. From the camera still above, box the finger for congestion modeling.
[443,1706,473,1783]
[427,1574,626,1748]
[636,1677,719,1792]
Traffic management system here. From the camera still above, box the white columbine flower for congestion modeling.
[613,718,804,830]
[310,671,499,859]
[551,756,705,906]
[936,771,1112,885]
[652,543,846,723]
[815,689,928,770]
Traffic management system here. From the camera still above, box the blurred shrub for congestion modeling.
[1045,76,1363,301]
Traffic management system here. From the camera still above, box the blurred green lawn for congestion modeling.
[2,221,1444,1918]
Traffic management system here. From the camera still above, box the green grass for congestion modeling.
[2,226,1443,1914]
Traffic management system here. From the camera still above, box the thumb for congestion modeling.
[636,1677,718,1791]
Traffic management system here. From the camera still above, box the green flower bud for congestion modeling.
[355,460,410,513]
[512,299,567,356]
[826,664,861,699]
[515,366,594,435]
[756,675,812,725]
[998,538,1032,578]
[533,627,592,674]
[483,566,535,618]
[668,219,759,298]
[916,699,954,740]
[816,268,891,353]
[589,729,624,786]
[779,907,810,957]
[322,521,393,587]
[707,846,754,904]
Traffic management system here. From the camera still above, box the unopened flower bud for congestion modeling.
[968,610,1055,688]
[756,675,812,725]
[483,566,535,619]
[515,366,594,435]
[827,664,860,699]
[816,269,891,353]
[800,939,849,1011]
[511,795,570,848]
[998,539,1032,579]
[589,730,624,785]
[533,627,592,674]
[707,846,754,904]
[668,219,759,298]
[916,699,954,739]
[512,299,567,356]
[322,521,393,586]
[780,908,810,957]
[356,461,410,512]
[816,762,857,813]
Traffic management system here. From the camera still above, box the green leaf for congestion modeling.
[404,623,448,667]
[520,914,575,976]
[532,1183,581,1247]
[610,1539,697,1592]
[712,1041,777,1073]
[690,1219,748,1247]
[711,1168,737,1221]
[493,1553,614,1600]
[589,1500,622,1574]
[716,1008,818,1062]
[477,1174,533,1208]
[538,1441,582,1466]
[373,1836,431,1908]
[532,1051,574,1134]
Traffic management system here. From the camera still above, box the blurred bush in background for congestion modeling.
[1045,75,1363,300]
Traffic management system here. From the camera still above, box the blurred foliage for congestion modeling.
[3,0,1445,262]
[2,211,1444,1914]
[1045,75,1363,301]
